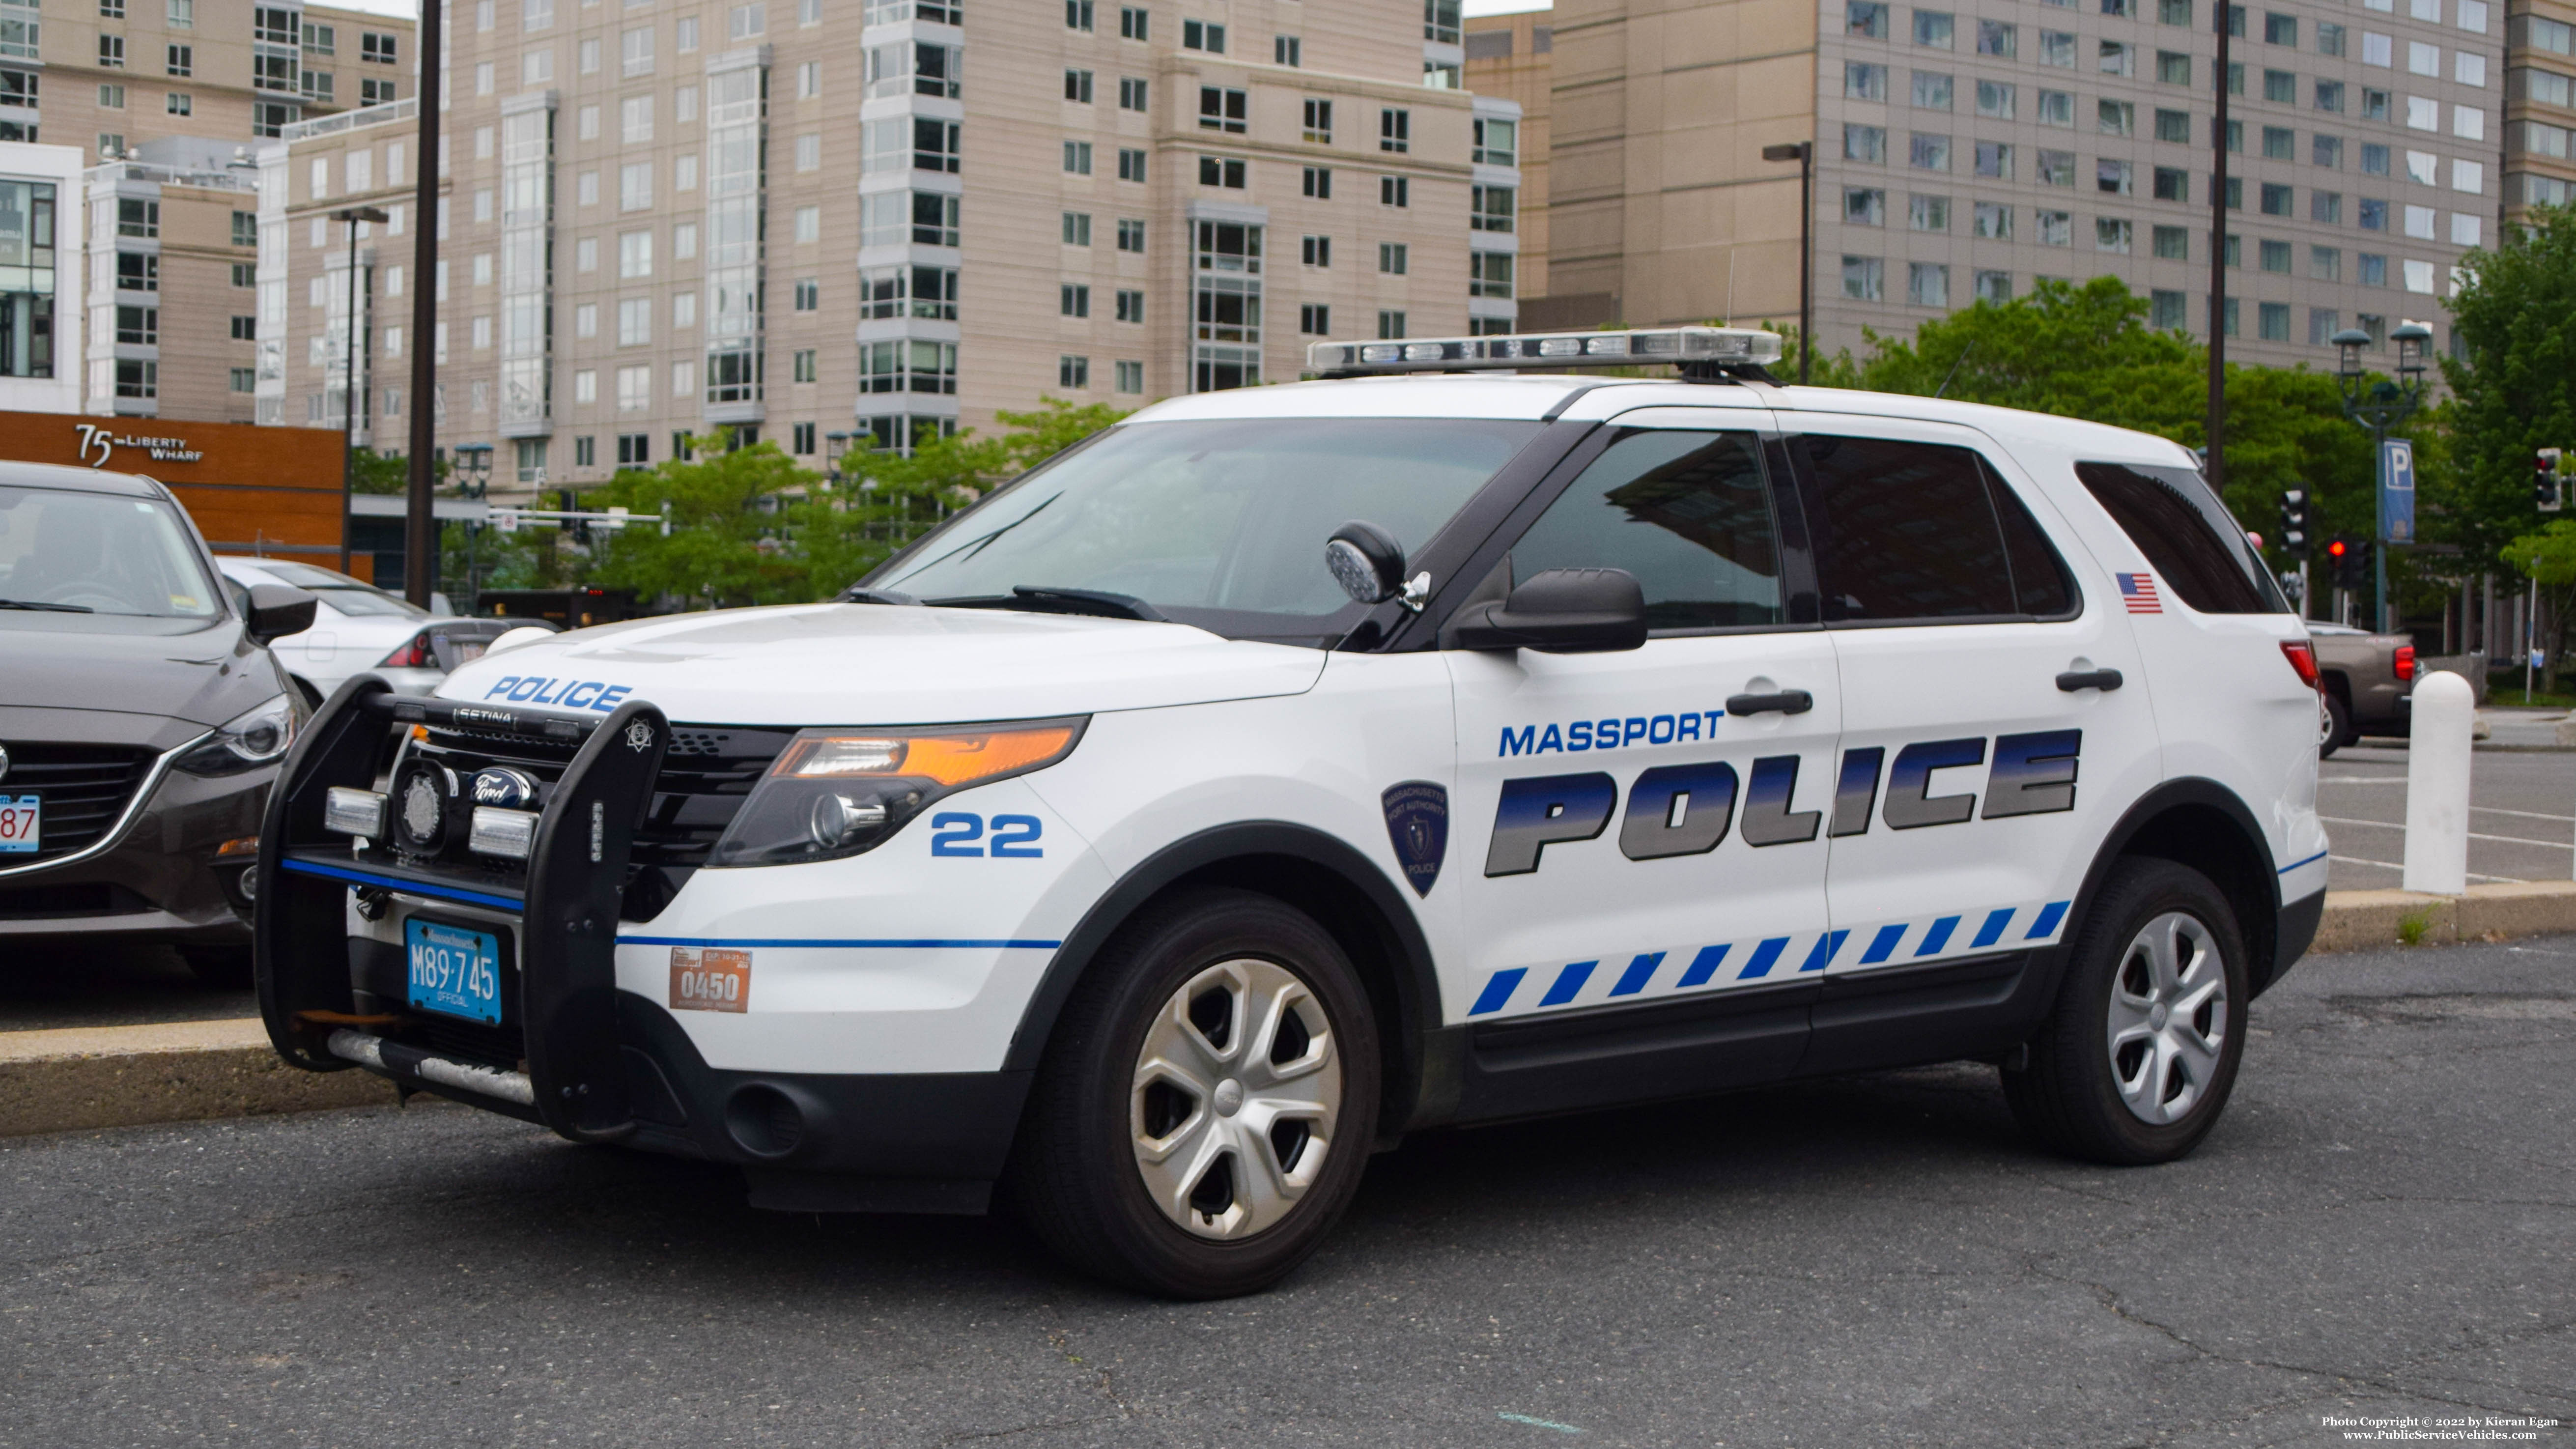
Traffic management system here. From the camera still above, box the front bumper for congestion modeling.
[256,679,1025,1211]
[0,740,268,945]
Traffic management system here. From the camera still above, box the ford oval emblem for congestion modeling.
[471,767,540,810]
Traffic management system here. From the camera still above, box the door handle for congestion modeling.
[2055,669,2124,692]
[1725,689,1815,716]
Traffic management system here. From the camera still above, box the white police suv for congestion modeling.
[255,327,2327,1299]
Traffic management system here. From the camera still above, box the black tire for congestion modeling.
[1008,888,1382,1299]
[179,944,255,989]
[2002,858,2249,1165]
[2321,689,2353,757]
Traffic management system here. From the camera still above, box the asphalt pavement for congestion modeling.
[3,936,2570,1448]
[2321,742,2576,890]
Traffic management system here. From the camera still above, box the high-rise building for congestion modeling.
[0,140,87,412]
[1510,0,2501,365]
[2505,0,2576,217]
[1463,8,1553,321]
[263,0,1519,495]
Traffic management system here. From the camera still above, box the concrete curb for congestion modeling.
[8,881,2576,1139]
[2308,880,2576,953]
[0,1018,394,1138]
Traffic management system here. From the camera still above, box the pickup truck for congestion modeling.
[2307,623,2415,756]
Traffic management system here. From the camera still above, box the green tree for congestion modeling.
[2500,518,2576,690]
[2434,203,2576,574]
[1819,277,2389,573]
[582,431,826,607]
[349,446,429,496]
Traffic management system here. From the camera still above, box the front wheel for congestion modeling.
[1009,888,1381,1299]
[2003,858,2248,1165]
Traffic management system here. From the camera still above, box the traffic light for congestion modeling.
[2326,534,2366,592]
[2541,449,2566,512]
[2278,489,2312,558]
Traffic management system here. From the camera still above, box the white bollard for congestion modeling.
[2403,670,2475,895]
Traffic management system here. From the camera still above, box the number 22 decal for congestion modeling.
[930,812,1044,858]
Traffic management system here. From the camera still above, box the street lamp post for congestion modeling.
[2330,321,2433,632]
[331,205,390,577]
[1760,141,1813,384]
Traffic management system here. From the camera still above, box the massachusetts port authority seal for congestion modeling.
[1380,781,1449,899]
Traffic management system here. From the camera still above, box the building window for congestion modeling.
[860,340,958,395]
[1121,77,1148,111]
[1118,148,1147,182]
[1300,303,1330,334]
[1182,19,1225,52]
[230,367,255,393]
[1117,218,1146,252]
[1275,35,1300,66]
[792,422,817,455]
[1066,0,1093,30]
[1115,360,1143,394]
[1064,140,1094,175]
[1303,166,1331,199]
[1380,175,1410,206]
[2153,224,2189,257]
[618,434,650,466]
[1473,115,1516,166]
[2258,302,2290,341]
[1199,156,1247,188]
[1380,108,1410,153]
[2151,290,2187,329]
[115,305,158,345]
[99,35,124,67]
[1472,184,1515,232]
[1302,234,1331,267]
[1907,261,1950,306]
[1062,211,1092,246]
[1470,251,1513,297]
[231,262,255,286]
[118,198,156,236]
[793,348,817,383]
[2096,217,2133,253]
[116,360,156,398]
[363,31,397,62]
[1061,283,1091,317]
[1379,242,1409,274]
[793,279,819,311]
[1066,67,1094,103]
[1974,270,2011,303]
[1116,288,1143,322]
[1843,255,1885,299]
[1121,5,1147,39]
[1059,354,1090,388]
[1846,124,1888,163]
[1199,86,1247,134]
[1376,310,1406,340]
[230,314,255,340]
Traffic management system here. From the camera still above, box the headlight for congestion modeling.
[175,693,299,776]
[708,718,1084,867]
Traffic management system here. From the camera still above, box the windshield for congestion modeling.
[871,418,1544,640]
[0,485,221,619]
[240,559,428,618]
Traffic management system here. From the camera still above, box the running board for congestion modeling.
[328,1027,537,1107]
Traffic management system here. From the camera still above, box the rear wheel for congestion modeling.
[2003,858,2247,1165]
[1009,888,1380,1299]
[2320,689,2353,757]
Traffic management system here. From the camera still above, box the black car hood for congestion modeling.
[0,614,293,728]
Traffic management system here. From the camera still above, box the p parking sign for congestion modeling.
[2379,439,2415,544]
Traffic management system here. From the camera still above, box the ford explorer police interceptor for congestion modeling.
[253,327,2327,1300]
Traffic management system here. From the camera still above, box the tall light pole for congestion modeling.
[404,0,443,608]
[2207,0,2232,491]
[2330,321,2432,631]
[331,205,389,578]
[1761,140,1814,384]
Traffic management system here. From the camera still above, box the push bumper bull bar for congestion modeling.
[252,674,670,1142]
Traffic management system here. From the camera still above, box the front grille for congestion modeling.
[411,1013,527,1074]
[406,721,791,923]
[0,742,155,866]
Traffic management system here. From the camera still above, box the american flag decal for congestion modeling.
[2117,573,2162,613]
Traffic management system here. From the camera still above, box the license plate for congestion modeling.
[406,918,504,1025]
[0,795,35,853]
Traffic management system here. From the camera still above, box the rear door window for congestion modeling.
[1797,434,2075,623]
[2075,461,2287,614]
[1504,428,1786,630]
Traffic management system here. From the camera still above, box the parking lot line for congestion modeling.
[2320,816,2572,850]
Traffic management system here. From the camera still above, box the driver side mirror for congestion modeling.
[243,583,318,647]
[1445,568,1648,653]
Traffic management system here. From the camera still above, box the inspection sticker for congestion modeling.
[670,946,751,1014]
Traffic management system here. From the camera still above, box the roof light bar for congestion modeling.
[1306,325,1786,377]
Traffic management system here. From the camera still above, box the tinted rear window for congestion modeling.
[1800,435,2077,623]
[2076,462,2286,615]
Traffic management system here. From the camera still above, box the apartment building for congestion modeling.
[1519,0,2498,368]
[261,0,1520,497]
[12,0,409,161]
[0,139,85,411]
[1463,5,1552,317]
[82,136,260,417]
[2506,0,2576,216]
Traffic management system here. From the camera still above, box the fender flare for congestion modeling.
[2064,776,2290,999]
[1000,821,1446,1122]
